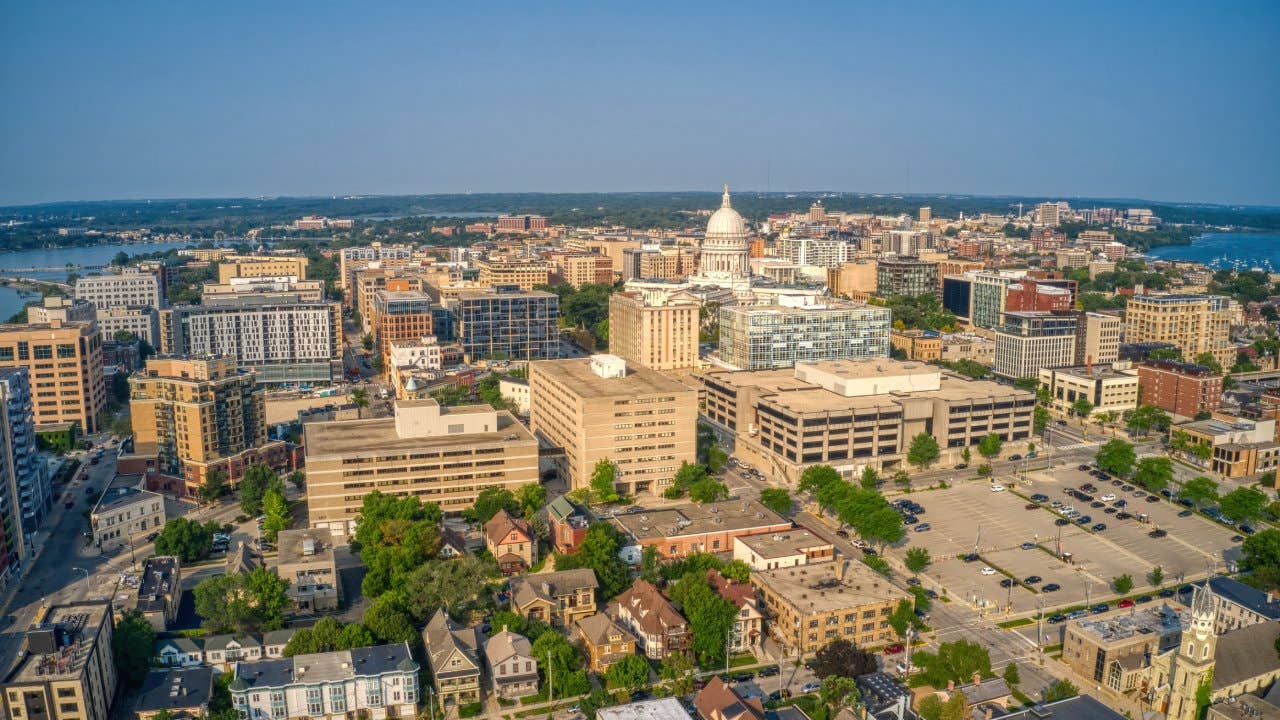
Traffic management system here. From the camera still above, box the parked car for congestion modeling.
[1055,518,1071,526]
[1042,583,1061,592]
[914,523,932,532]
[1100,493,1116,502]
[954,463,969,470]
[1025,503,1040,510]
[1178,510,1194,517]
[1104,507,1117,514]
[962,553,980,562]
[1077,464,1090,471]
[1118,599,1135,608]
[1091,603,1110,614]
[1000,578,1015,587]
[1092,523,1107,532]
[1009,454,1022,461]
[1135,595,1154,604]
[1031,493,1049,502]
[1020,542,1036,550]
[758,666,780,677]
[1024,575,1042,584]
[1149,529,1168,538]
[980,566,997,576]
[835,529,849,538]
[884,643,905,655]
[989,484,1005,493]
[801,681,821,694]
[1047,614,1067,624]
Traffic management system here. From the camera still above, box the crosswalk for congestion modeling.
[1054,440,1099,451]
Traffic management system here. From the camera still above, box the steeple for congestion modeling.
[1190,583,1216,641]
[722,183,732,208]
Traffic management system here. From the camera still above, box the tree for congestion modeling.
[759,487,792,516]
[1033,405,1050,435]
[1113,574,1134,594]
[688,476,729,503]
[912,640,993,688]
[351,388,369,409]
[402,555,499,622]
[1071,397,1094,418]
[1043,679,1079,702]
[1002,663,1020,685]
[556,523,629,599]
[1194,352,1224,375]
[1126,405,1171,437]
[961,447,972,465]
[154,518,220,563]
[977,433,1003,460]
[810,638,878,679]
[1241,529,1280,575]
[905,547,932,574]
[799,465,843,496]
[888,599,915,638]
[1221,486,1269,524]
[1132,456,1173,492]
[604,654,650,692]
[1180,476,1219,507]
[532,631,589,698]
[907,433,941,470]
[1150,566,1165,587]
[659,652,696,696]
[516,483,547,517]
[112,610,155,688]
[239,463,283,516]
[1095,439,1136,477]
[370,355,385,374]
[893,470,912,490]
[859,466,880,489]
[918,696,945,720]
[200,468,229,503]
[353,492,444,597]
[668,574,737,667]
[284,618,376,656]
[194,567,289,634]
[261,489,289,542]
[465,486,520,524]
[361,333,374,351]
[589,459,621,504]
[363,596,421,647]
[819,676,860,716]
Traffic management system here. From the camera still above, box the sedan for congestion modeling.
[954,463,969,470]
[1149,529,1169,538]
[1114,499,1127,508]
[1103,507,1117,515]
[1178,499,1194,508]
[1077,464,1090,471]
[1146,495,1160,503]
[884,644,905,655]
[990,484,1006,493]
[980,567,997,576]
[1100,493,1116,502]
[1031,493,1050,502]
[759,666,780,678]
[1231,535,1245,543]
[1121,484,1135,492]
[1118,599,1135,608]
[1020,542,1037,550]
[1159,589,1176,598]
[1136,595,1154,604]
[914,523,931,532]
[1009,454,1023,461]
[1091,603,1110,614]
[1111,478,1124,486]
[1055,518,1072,526]
[1117,512,1133,520]
[1025,503,1041,510]
[1090,501,1105,509]
[906,578,921,586]
[1042,583,1062,592]
[903,515,919,525]
[1024,575,1043,584]
[801,681,822,694]
[1000,578,1016,588]
[1178,509,1194,518]
[1091,523,1107,532]
[962,553,980,562]
[1047,614,1067,623]
[1077,515,1093,524]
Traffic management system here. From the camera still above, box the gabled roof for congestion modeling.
[155,637,202,655]
[485,629,533,667]
[510,568,599,608]
[225,541,262,576]
[423,609,481,679]
[577,613,635,647]
[1214,620,1280,690]
[694,676,764,720]
[950,677,1011,705]
[135,667,214,713]
[205,634,260,652]
[263,629,297,647]
[1204,576,1280,620]
[706,570,754,608]
[485,509,534,546]
[440,526,469,556]
[546,495,585,523]
[614,579,687,635]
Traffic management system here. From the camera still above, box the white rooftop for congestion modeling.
[598,698,693,720]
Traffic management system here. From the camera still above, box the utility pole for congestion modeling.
[1036,597,1046,665]
[547,650,553,701]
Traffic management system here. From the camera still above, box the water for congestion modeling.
[0,240,202,280]
[0,286,34,322]
[1146,232,1280,271]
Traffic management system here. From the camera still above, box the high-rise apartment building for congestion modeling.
[993,311,1078,379]
[529,355,698,496]
[607,291,699,371]
[27,297,96,325]
[476,259,551,291]
[372,291,433,368]
[1124,294,1235,369]
[201,276,325,303]
[970,271,1027,329]
[718,301,890,371]
[305,399,540,534]
[1136,360,1223,418]
[0,368,48,537]
[1037,202,1061,227]
[621,247,700,282]
[128,356,275,491]
[167,296,343,384]
[1076,312,1122,365]
[875,259,939,299]
[75,268,162,310]
[215,255,310,284]
[1,601,117,720]
[339,243,414,292]
[547,252,613,288]
[95,306,160,346]
[776,235,853,268]
[0,321,106,433]
[453,286,559,362]
[1005,281,1073,313]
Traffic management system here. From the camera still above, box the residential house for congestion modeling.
[610,579,689,660]
[936,675,1013,718]
[485,509,537,575]
[204,635,263,671]
[135,667,214,720]
[154,638,203,668]
[422,609,482,709]
[546,495,590,554]
[576,613,638,673]
[439,526,470,558]
[484,629,539,700]
[274,528,341,613]
[228,643,419,720]
[508,568,599,627]
[706,571,763,653]
[694,677,765,720]
[225,542,261,575]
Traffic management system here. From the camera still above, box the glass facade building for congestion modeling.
[455,285,560,362]
[718,302,891,370]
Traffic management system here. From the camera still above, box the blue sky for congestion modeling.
[1,1,1277,206]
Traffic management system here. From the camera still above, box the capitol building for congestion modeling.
[688,184,754,295]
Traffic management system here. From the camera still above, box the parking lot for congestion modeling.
[887,466,1241,616]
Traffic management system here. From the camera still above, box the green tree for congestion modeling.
[819,676,860,716]
[589,459,621,504]
[239,463,282,516]
[1002,663,1020,685]
[888,599,915,638]
[918,696,945,720]
[199,468,229,504]
[905,547,931,574]
[758,487,793,516]
[1126,405,1171,437]
[1241,529,1280,590]
[464,486,520,524]
[688,476,729,503]
[261,489,289,542]
[194,567,289,634]
[859,466,880,490]
[112,610,155,688]
[907,433,941,470]
[810,638,878,679]
[361,333,374,351]
[1150,566,1165,587]
[1095,439,1136,477]
[1194,352,1224,375]
[1132,456,1173,491]
[1071,397,1094,418]
[1033,406,1050,435]
[154,517,220,563]
[604,653,651,691]
[353,492,444,597]
[639,545,662,584]
[658,652,696,696]
[516,483,547,517]
[363,596,421,647]
[1180,476,1219,507]
[912,640,993,688]
[1113,574,1134,594]
[284,618,376,656]
[668,574,737,667]
[531,631,590,698]
[286,470,306,491]
[1220,486,1269,524]
[1042,679,1079,702]
[977,433,1003,460]
[556,523,629,599]
[351,388,369,409]
[799,465,843,496]
[402,555,499,622]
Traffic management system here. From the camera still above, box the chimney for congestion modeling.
[973,672,982,685]
[835,560,846,582]
[985,709,993,720]
[1268,589,1278,605]
[947,680,955,691]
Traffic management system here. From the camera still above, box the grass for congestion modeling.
[1011,687,1035,707]
[727,653,758,668]
[520,692,549,706]
[459,702,484,718]
[997,618,1035,629]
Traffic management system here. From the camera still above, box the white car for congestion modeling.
[989,484,1005,492]
[801,680,821,693]
[980,566,997,576]
[1101,493,1116,502]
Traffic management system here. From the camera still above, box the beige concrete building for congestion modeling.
[890,329,942,361]
[201,276,325,303]
[621,246,699,282]
[89,484,165,552]
[940,333,996,364]
[476,258,551,290]
[752,559,907,654]
[1076,312,1122,365]
[27,297,96,325]
[0,321,106,433]
[1,601,117,720]
[274,529,341,613]
[732,529,835,571]
[698,358,1034,480]
[826,260,877,298]
[529,355,698,496]
[304,399,540,535]
[1061,606,1184,693]
[216,254,309,283]
[547,252,612,288]
[608,291,700,371]
[1039,365,1140,416]
[1125,294,1236,368]
[75,268,162,310]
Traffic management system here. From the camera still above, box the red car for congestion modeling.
[1117,599,1135,608]
[884,643,905,655]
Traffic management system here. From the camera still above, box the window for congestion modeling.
[56,344,76,358]
[0,348,11,361]
[33,345,52,360]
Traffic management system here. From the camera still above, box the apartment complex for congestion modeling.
[476,258,551,290]
[453,286,559,363]
[1005,280,1073,313]
[752,560,908,654]
[1125,294,1236,368]
[167,296,343,384]
[1137,360,1223,417]
[372,290,433,367]
[0,368,48,536]
[1076,312,1122,365]
[969,271,1025,329]
[229,643,419,720]
[496,215,549,233]
[529,355,697,496]
[128,356,272,491]
[201,276,325,303]
[339,243,414,291]
[718,301,891,371]
[27,297,96,325]
[777,235,853,268]
[548,252,613,287]
[95,306,160,346]
[75,268,162,310]
[275,529,341,613]
[304,399,540,534]
[826,260,877,298]
[0,321,105,433]
[697,359,1034,480]
[607,291,699,371]
[1,602,117,720]
[875,258,938,298]
[994,311,1078,379]
[1039,365,1140,417]
[607,498,791,560]
[215,254,309,284]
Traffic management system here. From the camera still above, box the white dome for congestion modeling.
[706,185,748,237]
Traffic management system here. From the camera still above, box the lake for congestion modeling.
[1146,232,1280,271]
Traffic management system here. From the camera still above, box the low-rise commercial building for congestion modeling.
[1175,416,1280,479]
[752,560,908,654]
[1061,605,1184,692]
[274,529,341,613]
[733,530,835,571]
[90,484,165,552]
[1038,365,1140,416]
[1,601,117,720]
[718,300,891,370]
[305,399,540,534]
[1138,360,1223,418]
[229,643,419,720]
[608,498,791,561]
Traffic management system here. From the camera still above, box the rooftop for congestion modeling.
[303,406,533,457]
[608,499,788,542]
[1070,604,1186,643]
[91,484,160,516]
[994,695,1126,720]
[734,530,833,560]
[7,601,111,683]
[231,642,416,690]
[136,556,180,614]
[720,301,885,317]
[1200,576,1280,620]
[751,560,909,613]
[135,667,214,713]
[531,357,694,398]
[276,528,337,568]
[598,698,694,720]
[1209,694,1280,720]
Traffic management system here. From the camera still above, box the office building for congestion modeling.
[548,252,613,287]
[696,359,1034,480]
[339,243,414,291]
[94,306,160,346]
[496,214,548,233]
[215,255,309,284]
[607,291,699,371]
[167,296,343,384]
[1137,360,1224,418]
[229,643,419,720]
[1037,202,1061,227]
[752,560,908,654]
[476,258,551,290]
[608,498,791,561]
[1039,365,1140,417]
[201,276,325,303]
[27,297,95,325]
[304,399,540,534]
[0,321,106,433]
[1062,605,1184,692]
[372,290,433,368]
[1076,312,1122,365]
[1005,280,1073,313]
[875,259,939,299]
[275,529,341,613]
[89,485,165,553]
[1125,294,1235,369]
[826,260,877,298]
[993,311,1078,380]
[890,329,942,362]
[1,601,117,720]
[128,356,276,492]
[75,268,162,310]
[1173,416,1279,479]
[732,530,834,571]
[453,286,559,363]
[0,368,48,538]
[718,301,890,371]
[969,271,1026,329]
[529,355,697,495]
[939,332,996,364]
[621,246,699,282]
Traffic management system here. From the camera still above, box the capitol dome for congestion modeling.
[706,184,748,237]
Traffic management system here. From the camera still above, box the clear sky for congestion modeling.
[2,1,1278,206]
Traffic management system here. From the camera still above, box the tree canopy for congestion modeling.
[194,567,289,634]
[112,610,155,688]
[284,618,376,656]
[556,523,630,599]
[977,433,1003,460]
[1132,456,1173,492]
[758,487,792,516]
[353,492,444,598]
[810,638,878,679]
[912,640,993,688]
[1095,439,1136,477]
[1220,487,1269,524]
[239,463,285,516]
[907,433,941,470]
[154,517,222,563]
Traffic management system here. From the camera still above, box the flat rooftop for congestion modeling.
[1070,604,1186,642]
[598,698,693,720]
[303,408,534,457]
[276,528,337,567]
[92,483,158,515]
[609,499,788,542]
[751,561,909,613]
[735,530,833,559]
[721,301,879,316]
[532,358,694,398]
[7,602,111,683]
